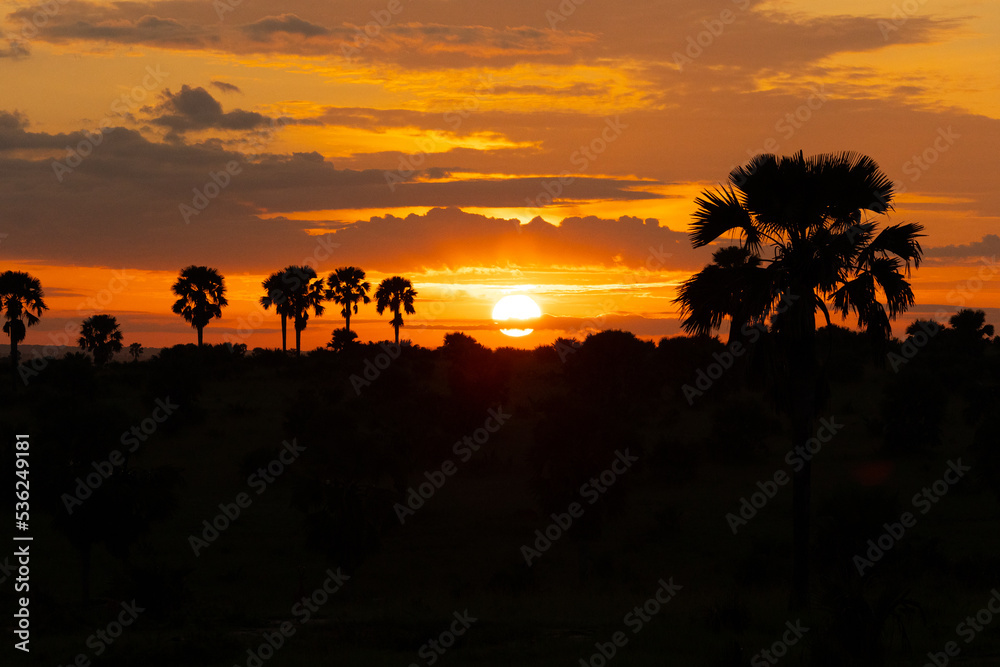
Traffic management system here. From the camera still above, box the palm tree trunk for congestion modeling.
[791,410,813,610]
[10,337,16,392]
[197,325,204,347]
[295,326,302,356]
[394,320,400,346]
[789,287,817,610]
[281,314,287,352]
[345,310,351,333]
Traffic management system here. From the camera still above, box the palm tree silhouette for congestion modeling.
[261,270,292,352]
[0,270,48,390]
[78,314,124,366]
[948,308,995,342]
[128,342,144,362]
[327,266,371,333]
[375,276,417,346]
[171,266,228,347]
[675,151,924,609]
[327,327,359,352]
[676,245,764,346]
[282,265,326,355]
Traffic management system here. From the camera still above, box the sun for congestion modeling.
[492,295,542,337]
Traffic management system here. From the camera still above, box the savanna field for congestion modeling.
[3,322,999,667]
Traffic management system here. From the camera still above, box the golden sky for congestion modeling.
[2,0,998,350]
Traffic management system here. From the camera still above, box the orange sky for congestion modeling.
[2,0,999,350]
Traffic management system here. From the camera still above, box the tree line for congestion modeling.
[0,265,418,381]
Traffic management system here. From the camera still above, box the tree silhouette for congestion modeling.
[675,151,924,609]
[327,327,359,352]
[171,266,228,347]
[261,270,292,352]
[78,314,124,366]
[375,276,416,346]
[949,308,994,343]
[327,266,371,333]
[0,270,48,390]
[676,245,765,346]
[282,265,326,355]
[128,342,144,362]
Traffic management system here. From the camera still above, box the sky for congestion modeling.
[1,0,999,351]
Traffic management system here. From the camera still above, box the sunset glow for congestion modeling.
[1,0,998,351]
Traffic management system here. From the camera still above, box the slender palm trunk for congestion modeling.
[197,325,204,347]
[10,337,17,392]
[394,318,400,345]
[789,287,817,610]
[295,324,302,356]
[280,314,287,352]
[345,310,351,333]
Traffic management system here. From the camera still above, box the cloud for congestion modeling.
[0,39,29,58]
[321,207,710,272]
[12,11,210,46]
[0,111,28,131]
[0,115,683,274]
[149,85,271,135]
[242,14,330,40]
[926,234,1000,260]
[210,80,243,95]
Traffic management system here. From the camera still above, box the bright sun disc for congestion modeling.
[493,295,542,337]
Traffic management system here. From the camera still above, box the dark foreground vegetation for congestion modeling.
[2,318,1000,666]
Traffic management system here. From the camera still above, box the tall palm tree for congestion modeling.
[261,270,292,352]
[0,270,48,389]
[78,314,124,366]
[327,266,371,333]
[171,266,228,347]
[674,151,924,609]
[282,265,326,355]
[375,276,417,346]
